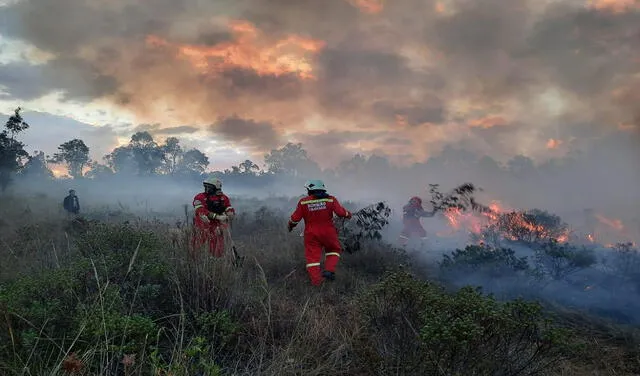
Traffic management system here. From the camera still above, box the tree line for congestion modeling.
[0,107,621,199]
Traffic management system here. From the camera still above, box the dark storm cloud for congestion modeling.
[0,0,637,159]
[212,115,281,149]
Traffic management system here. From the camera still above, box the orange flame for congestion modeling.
[347,0,384,14]
[595,214,625,232]
[546,138,563,149]
[588,0,640,13]
[146,20,325,80]
[468,116,508,129]
[439,200,571,243]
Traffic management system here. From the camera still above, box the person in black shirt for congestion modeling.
[63,189,80,216]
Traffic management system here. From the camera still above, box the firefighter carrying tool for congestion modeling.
[399,196,434,248]
[192,177,236,257]
[288,179,352,286]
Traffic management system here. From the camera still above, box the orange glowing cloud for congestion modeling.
[347,0,384,14]
[546,138,563,149]
[468,116,508,129]
[146,20,326,80]
[588,0,640,13]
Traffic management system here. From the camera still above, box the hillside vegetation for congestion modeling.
[1,194,640,376]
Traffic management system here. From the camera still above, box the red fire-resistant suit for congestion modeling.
[288,193,352,286]
[192,192,235,257]
[399,196,434,246]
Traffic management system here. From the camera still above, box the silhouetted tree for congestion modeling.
[0,107,30,191]
[85,161,113,179]
[104,131,165,175]
[20,150,53,179]
[175,148,209,177]
[264,142,320,176]
[238,159,260,175]
[162,137,182,175]
[50,139,90,178]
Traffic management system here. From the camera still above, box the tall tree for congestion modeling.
[20,150,54,179]
[162,137,182,175]
[104,131,166,175]
[0,107,30,191]
[50,139,90,178]
[175,148,209,177]
[130,131,165,175]
[263,143,320,176]
[238,159,260,175]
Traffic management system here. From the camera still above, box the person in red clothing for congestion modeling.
[399,196,434,248]
[191,177,236,257]
[288,179,352,286]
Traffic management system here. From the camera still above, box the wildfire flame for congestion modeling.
[594,214,625,232]
[146,20,325,80]
[439,200,570,243]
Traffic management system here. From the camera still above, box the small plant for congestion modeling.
[336,201,392,253]
[534,239,596,281]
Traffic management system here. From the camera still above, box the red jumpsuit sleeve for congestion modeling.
[332,197,352,218]
[290,200,304,224]
[193,193,209,217]
[223,194,235,215]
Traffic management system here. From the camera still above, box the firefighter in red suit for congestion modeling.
[399,196,434,247]
[288,180,352,286]
[192,177,235,257]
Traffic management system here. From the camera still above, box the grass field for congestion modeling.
[1,192,640,375]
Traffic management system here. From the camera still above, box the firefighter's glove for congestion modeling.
[199,214,210,224]
[215,214,228,223]
[287,221,297,232]
[345,211,352,219]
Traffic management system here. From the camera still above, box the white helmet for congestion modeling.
[203,177,222,190]
[304,179,326,191]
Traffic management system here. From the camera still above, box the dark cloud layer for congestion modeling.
[0,0,638,163]
[212,115,281,150]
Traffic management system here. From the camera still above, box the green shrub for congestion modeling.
[440,244,530,278]
[358,271,573,375]
[534,240,596,281]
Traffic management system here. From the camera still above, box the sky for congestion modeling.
[0,0,638,171]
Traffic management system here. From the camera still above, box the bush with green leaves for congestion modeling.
[440,244,531,278]
[533,239,597,281]
[357,270,573,375]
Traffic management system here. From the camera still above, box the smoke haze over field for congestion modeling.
[0,0,639,245]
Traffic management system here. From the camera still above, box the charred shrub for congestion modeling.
[440,244,530,278]
[357,271,573,375]
[534,240,596,281]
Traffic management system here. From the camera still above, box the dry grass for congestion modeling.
[0,193,639,375]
